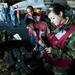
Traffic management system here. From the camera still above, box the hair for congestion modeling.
[2,4,4,6]
[41,34,51,47]
[47,3,66,18]
[27,5,34,12]
[26,18,35,26]
[16,5,18,8]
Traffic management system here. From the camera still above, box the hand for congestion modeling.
[40,51,44,57]
[38,40,45,47]
[33,46,38,51]
[45,47,52,53]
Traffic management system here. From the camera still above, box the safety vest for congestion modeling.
[33,22,50,42]
[16,8,20,15]
[51,26,75,49]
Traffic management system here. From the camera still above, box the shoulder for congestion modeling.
[39,21,47,30]
[39,21,46,25]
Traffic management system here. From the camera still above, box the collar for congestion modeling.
[64,17,69,24]
[55,17,68,28]
[56,22,64,28]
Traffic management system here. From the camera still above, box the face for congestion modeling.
[28,24,35,30]
[48,11,62,26]
[27,8,31,13]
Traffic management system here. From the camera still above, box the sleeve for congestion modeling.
[28,30,34,36]
[33,31,40,41]
[46,27,51,42]
[35,40,39,46]
[24,15,27,22]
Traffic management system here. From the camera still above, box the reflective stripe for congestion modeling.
[39,31,44,38]
[33,31,37,36]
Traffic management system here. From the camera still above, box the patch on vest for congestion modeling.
[55,30,66,40]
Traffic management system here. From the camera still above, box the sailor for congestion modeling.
[25,5,42,46]
[26,18,50,54]
[41,3,75,68]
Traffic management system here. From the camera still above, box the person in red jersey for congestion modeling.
[26,18,50,54]
[25,6,42,46]
[16,5,21,25]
